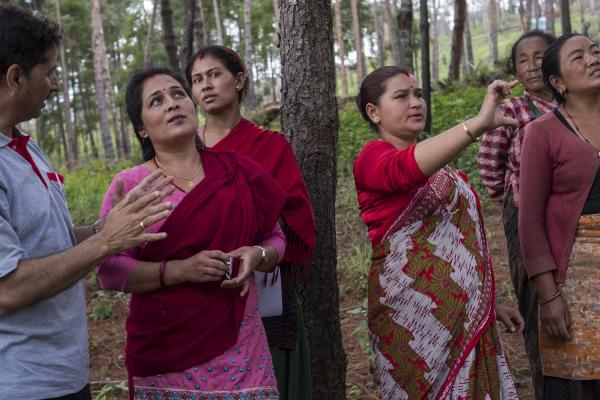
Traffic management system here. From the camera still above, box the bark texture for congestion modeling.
[449,0,466,80]
[161,0,180,72]
[561,0,571,33]
[397,0,414,71]
[213,0,224,44]
[420,0,431,133]
[279,1,346,398]
[489,0,499,64]
[384,0,402,65]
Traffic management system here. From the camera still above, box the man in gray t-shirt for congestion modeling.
[0,6,174,399]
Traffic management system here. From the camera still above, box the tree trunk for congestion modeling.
[351,0,366,81]
[279,1,346,398]
[273,0,280,34]
[161,0,180,72]
[489,0,499,64]
[76,69,99,159]
[420,0,431,133]
[384,0,402,65]
[519,0,528,31]
[243,0,257,111]
[194,0,207,48]
[213,0,224,44]
[91,0,115,160]
[544,0,555,35]
[54,98,68,162]
[526,0,533,29]
[449,0,466,80]
[561,0,571,33]
[181,0,195,69]
[373,1,386,67]
[143,0,158,68]
[431,0,440,82]
[397,0,414,71]
[103,67,123,159]
[55,0,77,169]
[334,0,349,97]
[464,12,474,72]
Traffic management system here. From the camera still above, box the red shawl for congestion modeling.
[125,150,286,378]
[207,118,315,264]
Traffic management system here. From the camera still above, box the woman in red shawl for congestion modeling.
[97,67,286,400]
[185,45,315,400]
[354,67,525,399]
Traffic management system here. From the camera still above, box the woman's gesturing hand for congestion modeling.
[97,189,173,254]
[221,246,263,297]
[471,80,519,134]
[495,303,525,334]
[540,295,571,339]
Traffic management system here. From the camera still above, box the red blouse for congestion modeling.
[353,140,429,249]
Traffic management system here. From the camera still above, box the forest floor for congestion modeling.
[87,201,534,400]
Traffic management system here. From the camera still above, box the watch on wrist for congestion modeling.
[91,219,103,234]
[253,245,267,265]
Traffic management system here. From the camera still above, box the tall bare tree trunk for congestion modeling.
[91,0,115,160]
[384,0,402,65]
[420,0,431,133]
[519,0,528,31]
[397,0,414,71]
[489,0,499,64]
[334,0,349,97]
[373,1,386,67]
[449,0,466,80]
[161,0,179,72]
[464,13,474,72]
[280,0,346,398]
[545,0,555,35]
[273,0,280,34]
[102,57,124,158]
[55,0,77,169]
[351,0,366,81]
[431,0,440,82]
[213,0,224,44]
[561,0,571,33]
[194,0,207,48]
[181,0,195,69]
[144,0,158,68]
[243,0,257,111]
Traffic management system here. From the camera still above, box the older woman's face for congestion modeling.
[556,36,600,97]
[190,54,244,114]
[369,74,426,141]
[139,74,198,146]
[514,36,549,93]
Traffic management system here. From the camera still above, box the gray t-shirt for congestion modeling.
[0,130,88,399]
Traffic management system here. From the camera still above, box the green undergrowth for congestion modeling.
[64,159,134,225]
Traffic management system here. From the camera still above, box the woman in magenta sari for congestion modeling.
[185,45,315,400]
[97,67,285,400]
[353,67,525,399]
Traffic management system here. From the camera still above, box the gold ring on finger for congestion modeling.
[140,220,146,231]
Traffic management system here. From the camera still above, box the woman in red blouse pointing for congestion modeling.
[353,66,524,399]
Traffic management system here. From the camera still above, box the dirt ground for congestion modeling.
[88,201,534,399]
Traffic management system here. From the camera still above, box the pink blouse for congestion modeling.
[97,166,286,291]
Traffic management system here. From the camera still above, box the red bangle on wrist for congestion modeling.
[538,290,561,305]
[159,260,168,288]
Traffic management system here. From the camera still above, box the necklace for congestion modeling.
[562,105,592,145]
[153,156,203,188]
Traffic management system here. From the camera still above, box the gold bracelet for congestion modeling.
[462,120,478,143]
